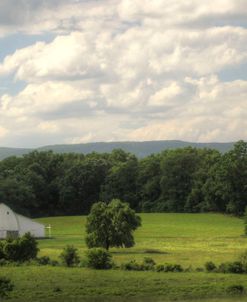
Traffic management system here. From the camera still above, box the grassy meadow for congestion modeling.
[1,213,247,302]
[36,213,246,267]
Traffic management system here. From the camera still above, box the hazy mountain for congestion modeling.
[0,140,236,160]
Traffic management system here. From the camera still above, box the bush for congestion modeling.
[36,256,52,266]
[121,260,144,271]
[164,264,183,272]
[218,261,245,274]
[156,264,165,272]
[227,284,245,295]
[205,261,217,272]
[86,248,113,269]
[239,251,247,271]
[154,263,183,272]
[0,242,5,260]
[0,233,39,262]
[0,277,14,298]
[142,257,156,270]
[60,245,80,267]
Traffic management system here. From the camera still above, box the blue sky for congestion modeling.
[0,0,246,147]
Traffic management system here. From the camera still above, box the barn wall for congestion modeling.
[0,230,6,239]
[17,215,45,238]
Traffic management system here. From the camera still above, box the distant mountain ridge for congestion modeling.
[0,140,236,160]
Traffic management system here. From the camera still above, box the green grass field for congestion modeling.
[37,213,246,267]
[1,213,247,302]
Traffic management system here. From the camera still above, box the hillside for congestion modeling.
[0,140,235,160]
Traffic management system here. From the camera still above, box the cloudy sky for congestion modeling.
[0,0,246,147]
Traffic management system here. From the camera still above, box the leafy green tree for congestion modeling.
[159,148,202,212]
[185,149,221,212]
[203,141,247,215]
[137,154,161,212]
[86,199,141,250]
[100,152,139,209]
[59,157,110,214]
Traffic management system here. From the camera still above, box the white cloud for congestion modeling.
[0,126,8,138]
[0,0,247,146]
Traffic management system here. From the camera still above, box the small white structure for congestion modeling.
[0,203,45,239]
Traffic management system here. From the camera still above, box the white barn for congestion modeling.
[0,203,45,239]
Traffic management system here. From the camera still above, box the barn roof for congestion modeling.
[0,203,44,231]
[0,203,19,231]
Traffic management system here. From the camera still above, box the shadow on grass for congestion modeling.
[111,249,168,255]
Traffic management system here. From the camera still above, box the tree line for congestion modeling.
[0,140,246,217]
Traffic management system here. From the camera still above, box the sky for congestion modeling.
[0,0,246,148]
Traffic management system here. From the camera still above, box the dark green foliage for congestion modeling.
[121,260,144,271]
[244,208,247,235]
[36,256,52,266]
[86,199,141,250]
[156,264,165,272]
[154,263,184,272]
[205,261,217,272]
[218,261,245,274]
[0,141,246,217]
[100,151,139,209]
[0,277,14,298]
[163,264,184,272]
[0,233,39,262]
[122,258,156,271]
[226,284,245,295]
[121,260,183,272]
[0,242,4,259]
[142,257,156,270]
[86,248,113,269]
[239,250,247,270]
[59,245,80,267]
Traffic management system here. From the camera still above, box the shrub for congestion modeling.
[36,256,52,266]
[1,233,39,262]
[0,277,14,298]
[156,264,165,272]
[0,242,5,259]
[205,261,217,272]
[121,260,142,271]
[60,245,80,267]
[227,285,245,295]
[239,251,247,271]
[164,264,183,272]
[86,248,113,269]
[218,261,245,274]
[154,263,183,272]
[142,257,156,270]
[18,233,39,261]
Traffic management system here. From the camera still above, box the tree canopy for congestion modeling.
[85,199,141,250]
[0,141,246,217]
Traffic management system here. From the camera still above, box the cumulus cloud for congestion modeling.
[0,0,246,146]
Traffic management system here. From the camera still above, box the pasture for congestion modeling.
[1,213,247,302]
[37,213,246,266]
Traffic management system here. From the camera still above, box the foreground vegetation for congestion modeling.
[2,267,247,302]
[0,140,246,217]
[1,213,247,301]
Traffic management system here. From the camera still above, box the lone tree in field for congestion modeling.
[86,199,141,250]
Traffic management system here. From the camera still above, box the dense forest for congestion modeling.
[0,141,246,218]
